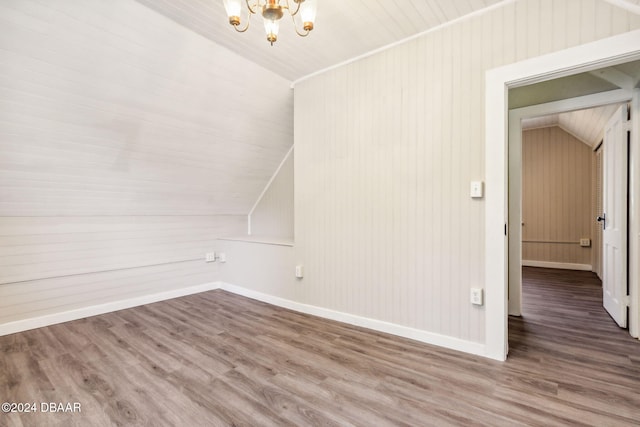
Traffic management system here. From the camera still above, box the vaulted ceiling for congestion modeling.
[133,0,640,154]
[133,0,506,81]
[521,103,625,147]
[518,59,640,147]
[134,0,640,82]
[4,0,639,219]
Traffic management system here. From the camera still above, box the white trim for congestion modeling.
[291,0,518,88]
[248,144,294,235]
[510,90,632,118]
[486,29,640,361]
[1,278,490,359]
[217,236,294,246]
[508,90,632,317]
[0,282,221,337]
[522,260,592,271]
[485,67,509,361]
[218,282,489,359]
[630,89,640,338]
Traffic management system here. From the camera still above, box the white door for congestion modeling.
[601,105,629,328]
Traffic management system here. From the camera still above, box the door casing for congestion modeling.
[484,29,640,361]
[507,91,632,318]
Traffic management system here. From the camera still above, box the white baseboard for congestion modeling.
[0,282,221,337]
[218,282,488,359]
[522,260,592,271]
[1,280,490,360]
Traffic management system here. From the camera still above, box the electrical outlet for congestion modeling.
[580,238,591,247]
[205,252,216,263]
[470,288,484,306]
[295,265,304,278]
[218,252,226,263]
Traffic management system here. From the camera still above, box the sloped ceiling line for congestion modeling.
[521,103,624,148]
[133,0,510,82]
[134,0,640,83]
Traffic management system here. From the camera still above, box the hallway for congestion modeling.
[507,267,640,423]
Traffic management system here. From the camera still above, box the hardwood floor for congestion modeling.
[1,267,639,426]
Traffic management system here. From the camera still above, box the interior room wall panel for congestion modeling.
[293,0,639,350]
[521,127,593,267]
[0,0,290,329]
[2,0,639,355]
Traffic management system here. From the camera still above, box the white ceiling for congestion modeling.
[133,0,640,82]
[133,0,506,81]
[521,103,625,147]
[127,0,640,162]
[518,58,640,147]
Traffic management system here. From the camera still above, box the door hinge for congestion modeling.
[623,295,631,307]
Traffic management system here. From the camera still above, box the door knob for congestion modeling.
[597,213,606,229]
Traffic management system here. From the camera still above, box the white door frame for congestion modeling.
[484,29,640,361]
[508,90,633,318]
[602,104,631,327]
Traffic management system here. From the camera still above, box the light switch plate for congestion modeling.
[470,181,484,198]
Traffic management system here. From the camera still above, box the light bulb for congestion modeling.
[223,0,242,19]
[300,0,317,26]
[264,18,280,45]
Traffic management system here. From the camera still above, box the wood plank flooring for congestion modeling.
[1,267,639,426]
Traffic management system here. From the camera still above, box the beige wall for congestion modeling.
[522,127,593,267]
[292,0,639,349]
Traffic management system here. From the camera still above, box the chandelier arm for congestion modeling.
[233,18,251,32]
[245,0,258,15]
[290,12,310,37]
[232,9,252,32]
[287,0,302,17]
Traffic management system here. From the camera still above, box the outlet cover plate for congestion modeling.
[470,288,484,305]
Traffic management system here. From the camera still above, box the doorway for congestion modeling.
[510,102,628,350]
[483,29,640,361]
[520,107,610,273]
[508,94,640,323]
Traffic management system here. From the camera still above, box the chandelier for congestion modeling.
[223,0,318,45]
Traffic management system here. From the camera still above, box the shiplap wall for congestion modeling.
[0,216,245,324]
[0,0,292,327]
[250,148,294,239]
[217,240,295,300]
[522,127,593,267]
[294,0,640,347]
